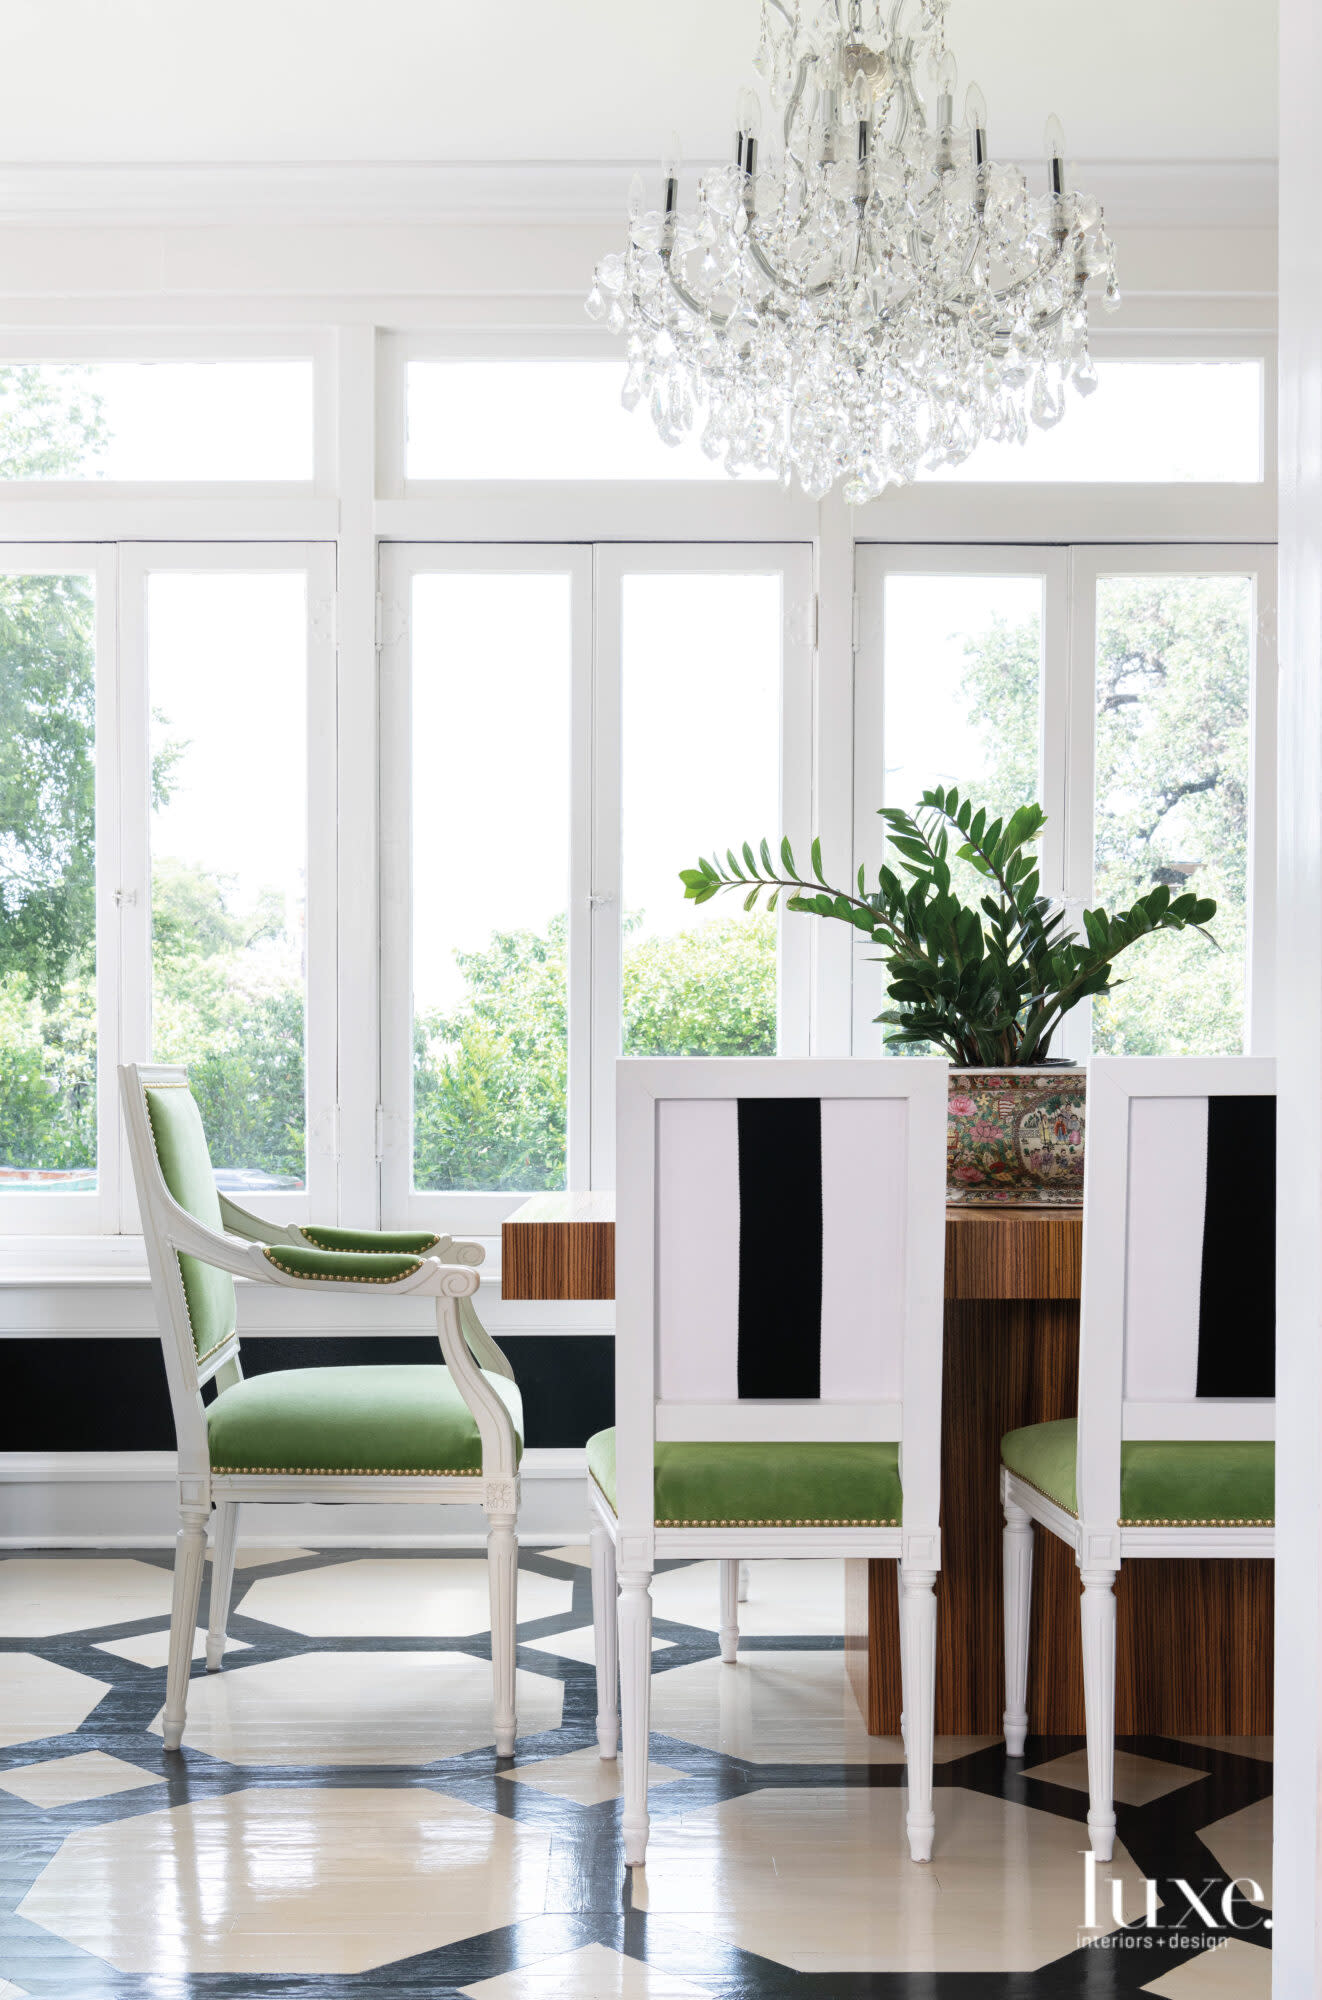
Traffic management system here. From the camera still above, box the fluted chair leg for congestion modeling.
[737,1560,750,1603]
[899,1566,937,1863]
[591,1521,619,1758]
[1080,1564,1118,1862]
[163,1501,209,1750]
[206,1500,239,1671]
[719,1558,740,1663]
[619,1569,653,1866]
[1002,1494,1034,1755]
[487,1510,519,1757]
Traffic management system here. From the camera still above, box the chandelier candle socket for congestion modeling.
[587,0,1119,501]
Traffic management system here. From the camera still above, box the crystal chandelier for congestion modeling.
[587,0,1119,502]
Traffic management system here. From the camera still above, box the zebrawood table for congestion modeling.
[502,1194,1271,1736]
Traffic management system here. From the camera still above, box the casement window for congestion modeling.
[377,543,814,1229]
[853,544,1276,1062]
[0,543,335,1234]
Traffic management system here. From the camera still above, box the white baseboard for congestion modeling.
[0,1448,591,1549]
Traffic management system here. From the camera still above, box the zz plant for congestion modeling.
[680,788,1216,1067]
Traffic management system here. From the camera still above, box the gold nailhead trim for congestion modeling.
[262,1248,422,1284]
[1120,1516,1274,1527]
[212,1465,483,1476]
[655,1516,898,1527]
[588,1473,895,1529]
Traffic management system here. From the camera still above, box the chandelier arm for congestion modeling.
[783,56,810,150]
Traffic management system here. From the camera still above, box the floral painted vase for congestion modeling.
[946,1067,1086,1207]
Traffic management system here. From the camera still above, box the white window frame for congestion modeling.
[847,333,1276,545]
[590,544,815,1185]
[378,543,594,1234]
[1067,545,1277,1058]
[0,543,118,1234]
[852,541,1277,1062]
[0,540,338,1236]
[378,540,814,1229]
[0,329,334,506]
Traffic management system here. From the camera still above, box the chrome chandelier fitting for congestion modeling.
[587,0,1119,501]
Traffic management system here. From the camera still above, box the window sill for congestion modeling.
[0,1235,504,1287]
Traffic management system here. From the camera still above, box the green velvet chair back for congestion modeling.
[140,1080,238,1363]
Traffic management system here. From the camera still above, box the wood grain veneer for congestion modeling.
[501,1193,615,1302]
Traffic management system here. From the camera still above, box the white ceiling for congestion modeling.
[0,0,1276,166]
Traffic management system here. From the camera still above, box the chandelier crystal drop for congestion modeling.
[587,0,1119,502]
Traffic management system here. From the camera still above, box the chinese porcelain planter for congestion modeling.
[946,1066,1086,1207]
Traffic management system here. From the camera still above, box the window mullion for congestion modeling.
[588,548,624,1190]
[114,545,153,1232]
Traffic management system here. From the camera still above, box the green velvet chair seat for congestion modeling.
[586,1427,902,1526]
[1001,1418,1274,1525]
[208,1365,523,1476]
[298,1226,443,1255]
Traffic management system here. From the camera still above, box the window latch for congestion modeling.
[113,888,138,909]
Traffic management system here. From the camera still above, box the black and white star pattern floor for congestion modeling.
[0,1549,1273,1997]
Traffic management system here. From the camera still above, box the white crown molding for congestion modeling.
[0,157,1278,231]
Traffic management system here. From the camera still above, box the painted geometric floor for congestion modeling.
[0,1549,1273,1998]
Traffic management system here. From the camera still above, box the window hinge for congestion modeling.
[851,593,862,654]
[374,593,386,649]
[812,593,820,650]
[374,1105,387,1162]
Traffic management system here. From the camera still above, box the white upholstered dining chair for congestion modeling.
[588,1057,948,1865]
[120,1062,523,1754]
[1001,1054,1276,1861]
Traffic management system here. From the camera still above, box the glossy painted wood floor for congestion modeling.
[0,1549,1272,1997]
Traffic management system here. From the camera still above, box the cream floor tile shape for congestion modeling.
[632,1785,1143,1973]
[148,1649,564,1766]
[649,1649,995,1765]
[0,1750,160,1809]
[500,1746,687,1806]
[0,1558,174,1637]
[94,1627,250,1668]
[0,1654,111,1750]
[461,1941,716,1997]
[237,1557,573,1636]
[1022,1747,1207,1805]
[18,1786,554,1977]
[214,1546,316,1570]
[1142,1937,1273,1998]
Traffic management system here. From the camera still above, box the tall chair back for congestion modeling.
[1076,1054,1276,1543]
[119,1062,243,1480]
[614,1057,948,1568]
